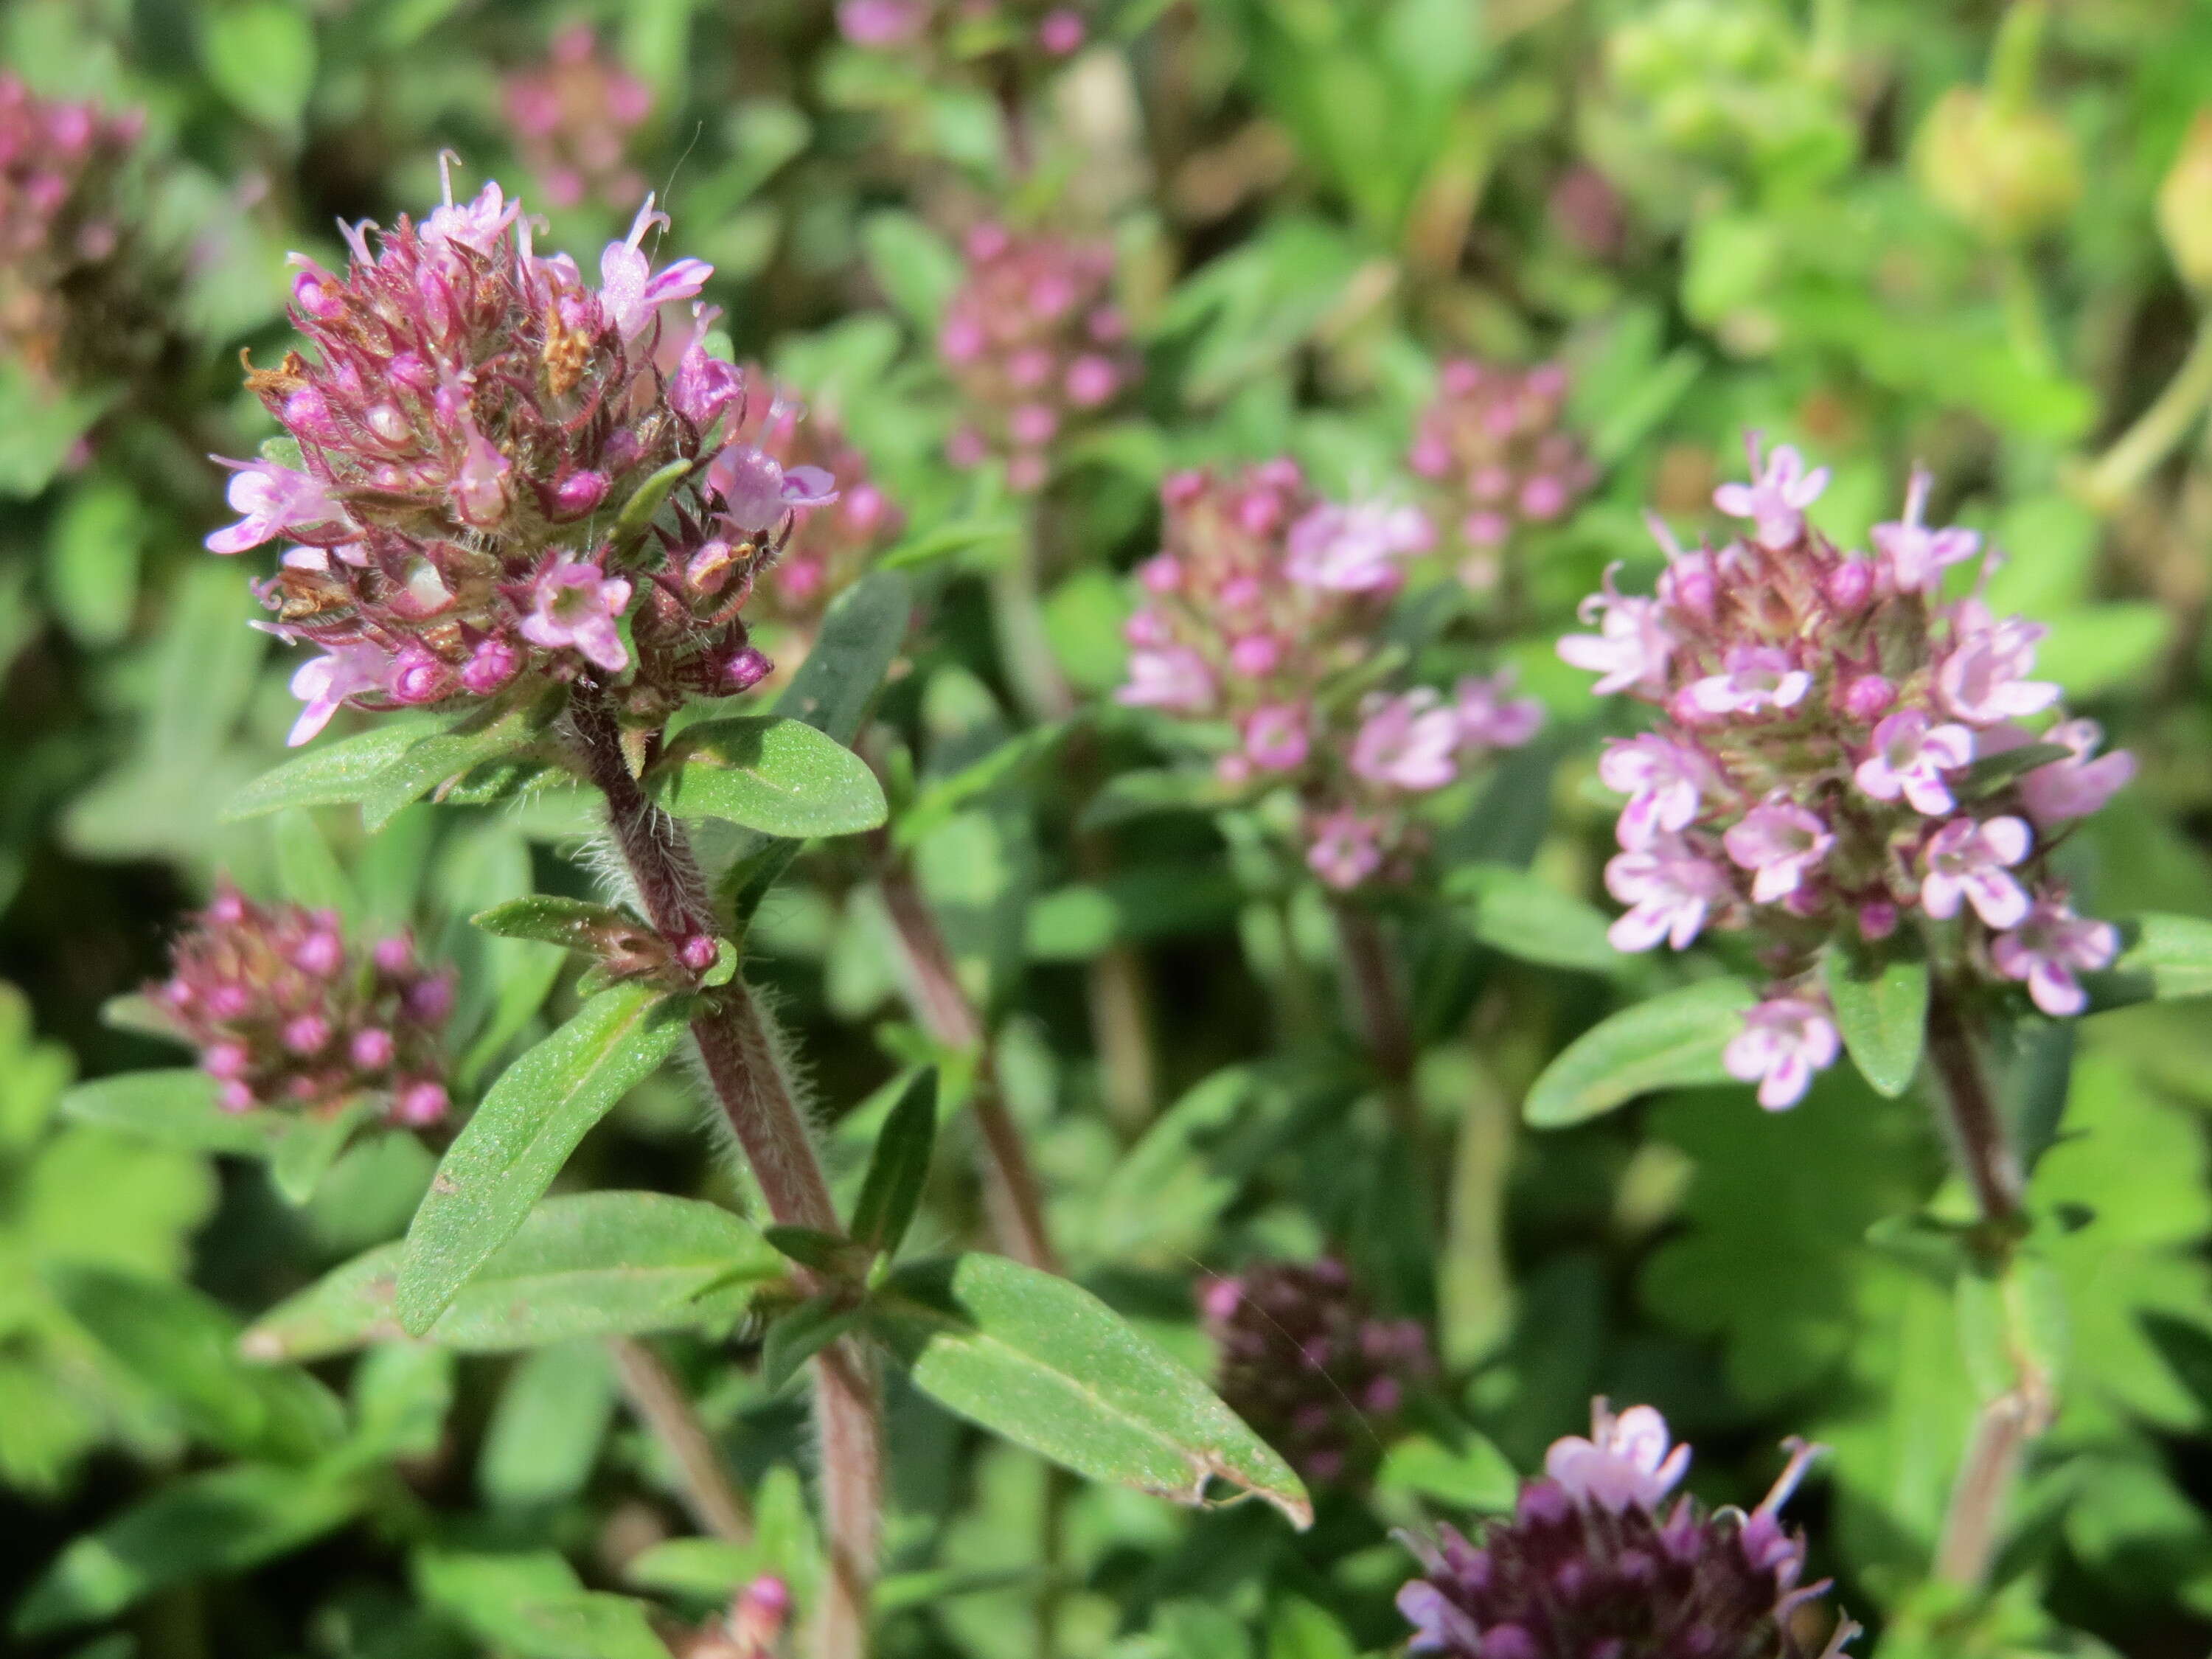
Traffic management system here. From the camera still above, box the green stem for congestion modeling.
[1988,0,2049,119]
[2080,312,2212,507]
[608,1337,752,1544]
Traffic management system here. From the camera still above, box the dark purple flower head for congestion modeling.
[1121,464,1535,890]
[212,170,841,736]
[1399,1402,1857,1659]
[1410,359,1596,590]
[1561,439,2129,1107]
[150,880,452,1126]
[938,225,1135,493]
[1200,1256,1434,1489]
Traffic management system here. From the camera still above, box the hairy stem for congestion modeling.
[878,861,1060,1273]
[1923,986,2023,1233]
[571,691,881,1659]
[607,1337,751,1544]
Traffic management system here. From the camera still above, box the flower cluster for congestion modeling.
[734,375,903,633]
[1399,1402,1855,1659]
[0,72,156,386]
[1120,462,1540,888]
[503,27,654,213]
[1409,360,1595,589]
[150,882,453,1124]
[837,0,1089,64]
[939,223,1133,492]
[1200,1257,1433,1488]
[1561,439,2132,1108]
[210,172,838,742]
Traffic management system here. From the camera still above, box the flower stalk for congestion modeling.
[569,689,880,1659]
[607,1336,752,1545]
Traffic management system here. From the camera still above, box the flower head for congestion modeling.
[150,882,452,1124]
[1399,1404,1853,1659]
[1201,1258,1432,1489]
[1854,709,1975,815]
[1282,500,1431,594]
[1410,359,1595,588]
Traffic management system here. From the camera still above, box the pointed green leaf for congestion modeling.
[874,1252,1312,1528]
[59,1069,287,1157]
[13,1465,361,1635]
[472,895,646,953]
[1958,741,2074,799]
[268,1100,375,1204]
[650,716,886,838]
[248,1192,778,1360]
[1523,978,1757,1127]
[850,1068,937,1258]
[1449,862,1624,975]
[221,720,439,821]
[894,723,1075,849]
[396,989,689,1335]
[416,1551,669,1659]
[610,457,695,547]
[2082,913,2212,1012]
[760,1295,865,1393]
[1823,936,1930,1098]
[761,1224,867,1279]
[361,700,563,832]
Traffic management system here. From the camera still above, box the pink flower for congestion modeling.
[1684,645,1812,720]
[1937,607,2059,726]
[708,443,839,538]
[1242,703,1310,771]
[1991,899,2119,1017]
[287,642,392,746]
[453,423,511,527]
[1544,1402,1690,1512]
[1723,799,1834,903]
[1711,434,1829,549]
[420,178,519,256]
[598,196,713,340]
[1854,709,1975,815]
[1453,671,1543,750]
[1920,815,2032,928]
[1598,735,1711,848]
[2018,718,2134,825]
[1307,809,1385,890]
[1117,645,1215,713]
[836,0,927,44]
[1871,467,1981,593]
[1281,501,1432,593]
[206,460,347,554]
[1724,996,1840,1110]
[670,341,745,430]
[1350,691,1462,793]
[1557,565,1672,695]
[519,558,633,672]
[1604,835,1730,951]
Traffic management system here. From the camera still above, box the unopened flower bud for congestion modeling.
[1914,86,2081,244]
[1840,673,1893,720]
[350,1027,396,1069]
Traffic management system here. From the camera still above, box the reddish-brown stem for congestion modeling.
[1924,985,2023,1232]
[607,1337,751,1544]
[1330,902,1438,1211]
[878,861,1059,1274]
[571,691,880,1659]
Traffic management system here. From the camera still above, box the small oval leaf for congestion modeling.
[875,1252,1312,1528]
[650,716,887,838]
[2082,913,2212,1012]
[1523,978,1756,1127]
[1823,937,1929,1098]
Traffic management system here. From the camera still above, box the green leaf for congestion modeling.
[479,1342,619,1510]
[47,1268,344,1463]
[272,807,357,917]
[610,457,695,547]
[268,1102,374,1205]
[58,1070,287,1158]
[1449,862,1624,975]
[850,1068,937,1259]
[760,1224,866,1278]
[1823,936,1930,1099]
[221,721,439,821]
[247,1192,778,1360]
[895,723,1076,849]
[362,701,563,832]
[1078,768,1248,831]
[760,1295,865,1392]
[416,1551,669,1659]
[472,895,644,953]
[1376,1432,1520,1512]
[395,990,689,1335]
[2084,914,2212,1012]
[651,716,886,838]
[1523,978,1757,1127]
[202,2,316,133]
[860,210,963,330]
[46,476,145,647]
[877,517,1019,571]
[1957,741,2073,799]
[13,1464,360,1635]
[874,1253,1312,1527]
